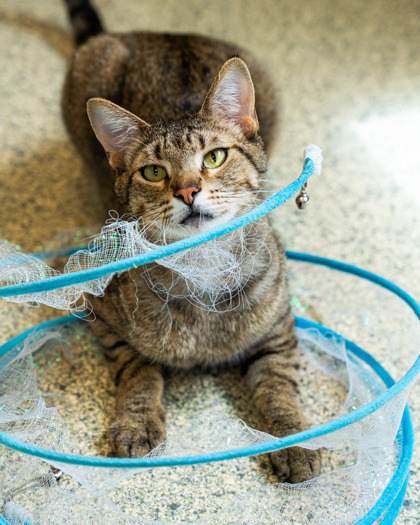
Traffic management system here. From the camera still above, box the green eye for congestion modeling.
[142,165,167,182]
[203,148,227,169]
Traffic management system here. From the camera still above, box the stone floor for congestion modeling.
[0,0,419,523]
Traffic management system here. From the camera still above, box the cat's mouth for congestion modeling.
[180,211,214,227]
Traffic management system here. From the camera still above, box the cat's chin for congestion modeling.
[165,213,233,241]
[180,211,214,228]
[168,221,216,241]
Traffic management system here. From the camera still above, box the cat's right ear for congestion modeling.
[87,98,150,170]
[200,57,259,139]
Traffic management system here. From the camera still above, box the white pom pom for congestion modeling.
[304,144,323,176]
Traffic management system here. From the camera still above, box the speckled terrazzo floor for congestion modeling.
[0,0,419,523]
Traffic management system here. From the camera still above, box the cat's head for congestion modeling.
[87,57,267,241]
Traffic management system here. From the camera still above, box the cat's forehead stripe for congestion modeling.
[155,129,211,153]
[154,143,162,160]
[198,134,206,149]
[162,130,168,149]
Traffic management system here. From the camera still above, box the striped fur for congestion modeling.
[62,1,321,482]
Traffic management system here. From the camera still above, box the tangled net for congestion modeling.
[0,217,268,314]
[0,147,418,523]
[0,311,416,524]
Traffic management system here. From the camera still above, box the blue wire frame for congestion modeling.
[0,157,418,522]
[0,253,418,523]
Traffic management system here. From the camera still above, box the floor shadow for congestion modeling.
[0,141,106,251]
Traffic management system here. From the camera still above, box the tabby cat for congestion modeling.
[62,0,321,483]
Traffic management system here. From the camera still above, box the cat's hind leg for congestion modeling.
[243,314,321,483]
[91,315,166,458]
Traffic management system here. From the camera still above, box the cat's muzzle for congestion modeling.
[180,210,214,227]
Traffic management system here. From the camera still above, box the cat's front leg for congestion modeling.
[92,317,166,457]
[243,315,321,483]
[109,355,166,458]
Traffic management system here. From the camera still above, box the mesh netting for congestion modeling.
[0,216,269,314]
[0,151,418,523]
[0,260,418,524]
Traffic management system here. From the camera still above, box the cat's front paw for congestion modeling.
[109,408,166,458]
[270,446,321,483]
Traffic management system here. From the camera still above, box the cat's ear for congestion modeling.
[87,98,150,170]
[200,57,259,138]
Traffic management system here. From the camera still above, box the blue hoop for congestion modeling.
[1,253,418,469]
[0,253,418,523]
[0,152,417,522]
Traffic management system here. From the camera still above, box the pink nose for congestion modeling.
[175,186,200,204]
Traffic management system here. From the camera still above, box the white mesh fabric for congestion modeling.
[0,322,414,524]
[0,217,268,314]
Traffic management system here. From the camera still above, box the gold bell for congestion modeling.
[296,182,309,209]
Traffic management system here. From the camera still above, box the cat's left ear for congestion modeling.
[200,57,259,138]
[87,98,150,170]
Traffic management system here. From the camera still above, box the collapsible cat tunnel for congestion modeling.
[0,145,418,524]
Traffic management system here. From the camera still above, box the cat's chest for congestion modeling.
[117,277,278,368]
[95,245,285,368]
[126,297,261,367]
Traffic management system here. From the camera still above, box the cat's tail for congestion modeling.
[64,0,104,46]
